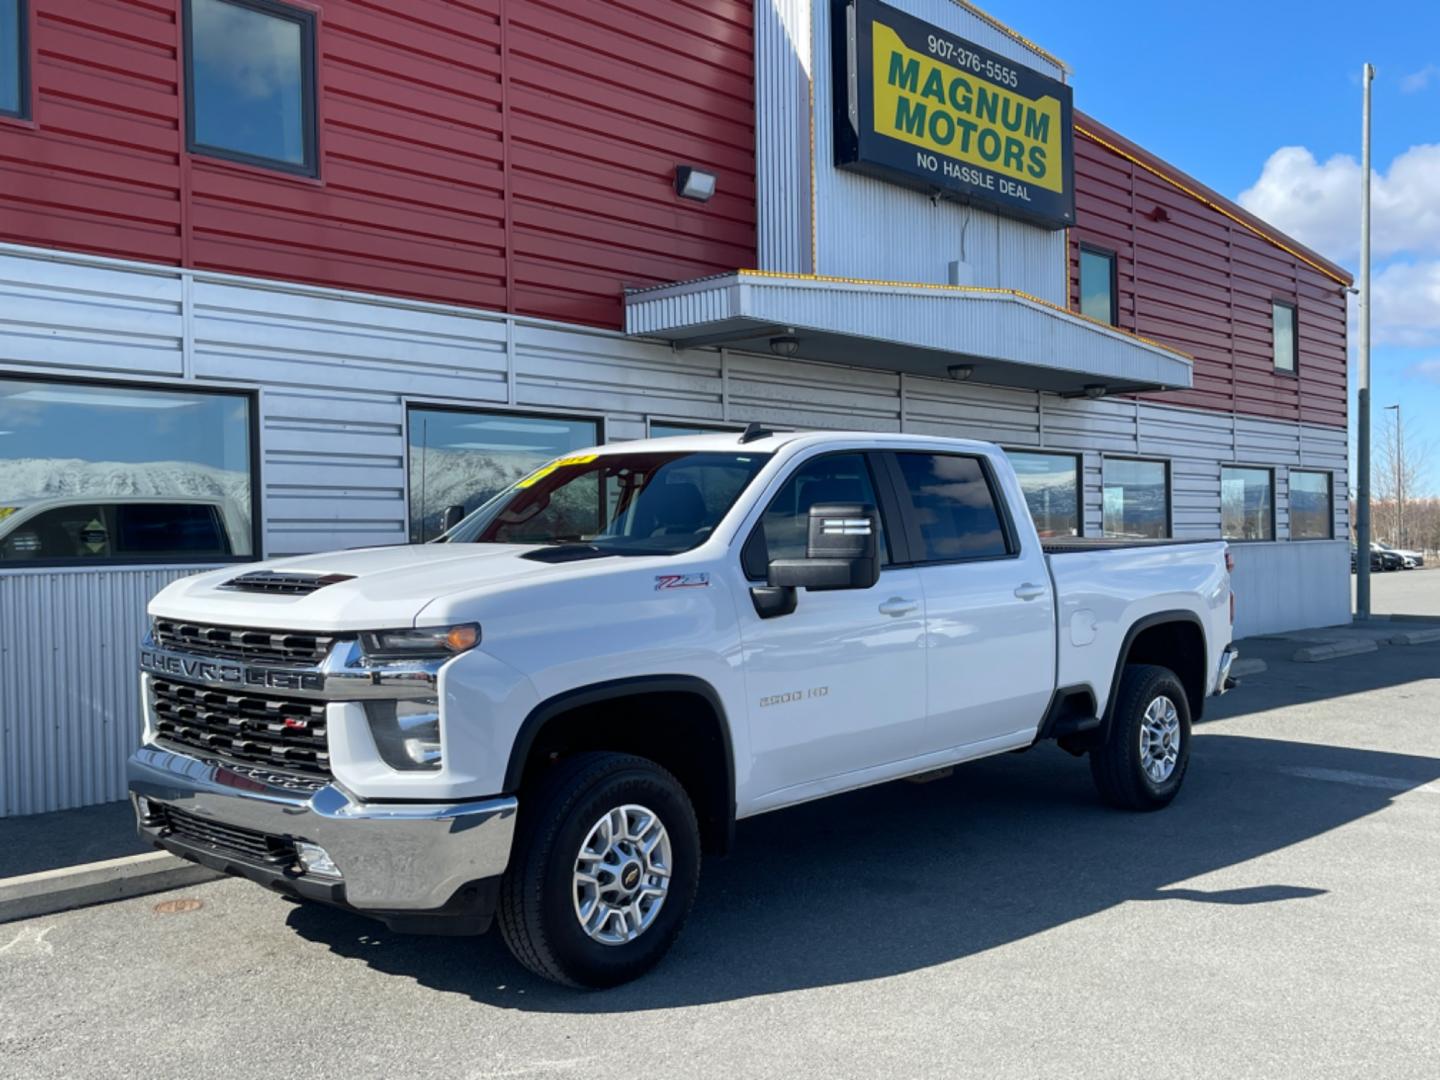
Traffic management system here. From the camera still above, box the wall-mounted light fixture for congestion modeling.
[1083,383,1108,399]
[947,364,974,381]
[769,334,800,358]
[675,166,717,202]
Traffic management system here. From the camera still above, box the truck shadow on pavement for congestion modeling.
[285,731,1440,1010]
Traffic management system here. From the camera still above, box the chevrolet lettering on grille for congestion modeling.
[139,647,325,693]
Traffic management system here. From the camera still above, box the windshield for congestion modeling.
[441,450,772,555]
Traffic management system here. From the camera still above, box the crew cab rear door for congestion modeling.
[879,450,1056,754]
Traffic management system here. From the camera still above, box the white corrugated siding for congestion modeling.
[0,243,1349,815]
[0,567,205,816]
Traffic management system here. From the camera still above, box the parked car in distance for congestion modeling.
[1370,543,1406,572]
[1377,543,1424,569]
[128,429,1238,987]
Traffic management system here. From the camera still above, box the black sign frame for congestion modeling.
[832,0,1075,230]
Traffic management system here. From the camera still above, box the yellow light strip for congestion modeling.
[945,0,1068,72]
[734,268,1191,359]
[1075,125,1351,288]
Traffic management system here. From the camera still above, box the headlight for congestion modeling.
[367,698,442,771]
[359,623,480,661]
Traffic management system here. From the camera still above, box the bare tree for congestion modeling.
[1373,409,1432,549]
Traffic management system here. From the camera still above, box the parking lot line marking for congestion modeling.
[1279,766,1440,795]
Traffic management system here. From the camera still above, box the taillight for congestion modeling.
[1230,591,1236,625]
[1224,547,1235,574]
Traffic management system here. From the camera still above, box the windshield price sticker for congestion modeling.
[515,453,600,489]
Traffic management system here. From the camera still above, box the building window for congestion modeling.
[1006,450,1081,538]
[406,407,600,543]
[1,0,27,120]
[1272,300,1297,373]
[893,452,1011,562]
[1079,246,1117,326]
[1221,466,1275,541]
[1289,470,1333,540]
[1102,458,1169,539]
[0,378,256,564]
[184,0,317,176]
[648,421,743,438]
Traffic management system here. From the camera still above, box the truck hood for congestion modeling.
[149,543,612,631]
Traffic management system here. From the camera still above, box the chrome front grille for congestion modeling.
[152,619,338,666]
[151,678,331,779]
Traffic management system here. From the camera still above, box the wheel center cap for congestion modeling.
[620,862,642,892]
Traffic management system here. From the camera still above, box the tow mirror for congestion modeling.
[767,503,881,591]
[440,504,467,533]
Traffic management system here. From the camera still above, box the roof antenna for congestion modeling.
[739,421,773,444]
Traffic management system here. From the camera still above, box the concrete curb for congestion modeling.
[1388,628,1440,645]
[0,852,221,925]
[1292,640,1380,663]
[1231,658,1268,677]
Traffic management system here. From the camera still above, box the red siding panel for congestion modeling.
[0,0,756,328]
[1071,113,1350,429]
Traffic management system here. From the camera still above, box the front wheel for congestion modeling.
[497,752,701,987]
[1089,663,1192,811]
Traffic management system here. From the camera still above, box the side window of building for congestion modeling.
[1006,450,1081,538]
[892,453,1010,562]
[184,0,318,176]
[406,407,600,543]
[1221,466,1275,541]
[742,453,887,578]
[0,379,255,564]
[1288,471,1333,540]
[1102,458,1170,539]
[1079,246,1118,326]
[1272,300,1298,373]
[1,0,27,120]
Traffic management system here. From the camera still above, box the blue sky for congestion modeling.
[984,0,1440,494]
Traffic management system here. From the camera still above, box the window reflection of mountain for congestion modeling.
[0,458,252,531]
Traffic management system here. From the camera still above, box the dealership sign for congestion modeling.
[833,0,1074,229]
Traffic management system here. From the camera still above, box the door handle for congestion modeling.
[1014,583,1048,602]
[879,596,919,617]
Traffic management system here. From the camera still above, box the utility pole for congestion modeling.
[1385,403,1401,547]
[1356,63,1374,618]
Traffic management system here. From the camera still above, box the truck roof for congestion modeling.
[580,430,1003,457]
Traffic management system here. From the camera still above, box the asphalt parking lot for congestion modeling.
[1355,560,1440,616]
[4,637,1439,1080]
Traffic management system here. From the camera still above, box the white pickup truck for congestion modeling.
[129,429,1237,987]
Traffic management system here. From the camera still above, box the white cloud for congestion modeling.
[1236,144,1440,262]
[1408,359,1440,383]
[192,0,302,102]
[1401,65,1440,93]
[1373,261,1440,347]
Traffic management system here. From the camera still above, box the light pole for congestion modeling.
[1385,403,1403,548]
[1356,63,1374,617]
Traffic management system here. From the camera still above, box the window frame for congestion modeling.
[740,449,908,582]
[1219,464,1276,543]
[0,0,30,123]
[1100,455,1172,540]
[1287,468,1334,541]
[0,373,262,569]
[1004,448,1084,539]
[403,402,605,545]
[1271,298,1299,376]
[1078,243,1119,327]
[879,450,1021,567]
[182,0,320,178]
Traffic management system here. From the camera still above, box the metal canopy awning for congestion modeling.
[625,271,1192,395]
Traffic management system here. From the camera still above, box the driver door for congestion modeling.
[735,451,928,806]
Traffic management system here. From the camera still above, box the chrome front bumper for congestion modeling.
[128,744,517,915]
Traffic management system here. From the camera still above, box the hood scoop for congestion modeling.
[218,570,356,596]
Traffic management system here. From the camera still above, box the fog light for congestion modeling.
[366,699,443,771]
[135,796,158,824]
[295,841,341,879]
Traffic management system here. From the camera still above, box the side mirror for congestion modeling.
[440,504,467,533]
[767,503,881,591]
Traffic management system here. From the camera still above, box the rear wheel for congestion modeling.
[1089,664,1191,811]
[497,751,700,987]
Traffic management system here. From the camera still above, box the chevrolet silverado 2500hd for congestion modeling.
[129,430,1238,987]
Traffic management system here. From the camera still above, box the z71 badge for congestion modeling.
[654,573,710,591]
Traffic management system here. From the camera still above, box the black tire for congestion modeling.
[497,751,701,988]
[1089,663,1191,811]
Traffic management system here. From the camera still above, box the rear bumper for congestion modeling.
[128,744,517,931]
